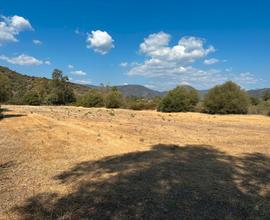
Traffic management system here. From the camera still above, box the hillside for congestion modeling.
[0,66,269,99]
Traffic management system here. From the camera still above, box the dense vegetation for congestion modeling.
[203,81,250,114]
[0,66,269,115]
[157,86,199,112]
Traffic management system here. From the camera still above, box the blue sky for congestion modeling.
[0,0,269,91]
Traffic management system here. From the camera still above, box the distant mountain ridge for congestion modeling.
[0,66,269,99]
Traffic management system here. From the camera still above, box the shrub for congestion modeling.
[248,100,270,115]
[157,86,199,112]
[263,91,270,101]
[23,90,41,105]
[203,81,250,114]
[77,89,104,107]
[105,87,124,108]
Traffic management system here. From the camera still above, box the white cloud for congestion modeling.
[72,79,91,85]
[86,30,114,54]
[119,62,128,67]
[0,15,33,45]
[125,32,259,90]
[44,60,51,65]
[144,84,156,89]
[0,54,49,66]
[33,39,42,45]
[71,70,87,76]
[68,64,74,69]
[128,32,215,77]
[204,58,219,65]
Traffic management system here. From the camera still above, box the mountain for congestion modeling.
[115,85,164,98]
[247,88,270,98]
[0,66,269,99]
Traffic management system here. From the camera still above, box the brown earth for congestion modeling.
[0,105,270,219]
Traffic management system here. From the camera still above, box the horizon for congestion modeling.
[1,0,270,91]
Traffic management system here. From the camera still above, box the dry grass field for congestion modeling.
[1,105,270,219]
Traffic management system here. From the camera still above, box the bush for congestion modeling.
[77,89,104,107]
[263,91,270,101]
[23,90,41,105]
[248,100,270,115]
[157,86,199,112]
[105,87,124,108]
[203,81,250,114]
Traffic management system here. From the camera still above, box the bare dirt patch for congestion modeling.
[1,105,270,219]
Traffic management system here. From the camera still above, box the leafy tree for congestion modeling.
[0,75,11,115]
[23,90,41,105]
[249,96,260,106]
[203,81,250,114]
[263,91,270,101]
[77,89,104,107]
[157,86,199,112]
[105,87,124,108]
[47,69,75,105]
[0,75,11,102]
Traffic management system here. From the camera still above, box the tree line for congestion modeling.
[1,69,270,116]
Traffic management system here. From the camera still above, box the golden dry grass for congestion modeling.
[0,105,270,219]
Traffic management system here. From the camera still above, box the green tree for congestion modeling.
[0,75,11,115]
[0,74,11,103]
[263,91,270,101]
[23,90,41,105]
[77,89,104,107]
[105,87,124,108]
[203,81,250,114]
[157,86,199,112]
[47,69,75,105]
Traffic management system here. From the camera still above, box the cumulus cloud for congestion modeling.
[126,32,258,90]
[33,39,42,45]
[204,58,219,65]
[119,62,128,67]
[68,64,74,69]
[128,32,215,77]
[0,15,33,45]
[86,30,114,54]
[71,70,87,76]
[72,79,91,85]
[0,54,49,66]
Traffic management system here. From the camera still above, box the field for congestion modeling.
[1,105,270,219]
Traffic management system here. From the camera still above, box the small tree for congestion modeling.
[157,86,199,112]
[0,75,11,115]
[203,81,249,114]
[105,87,124,108]
[263,91,270,101]
[23,90,41,105]
[77,89,104,107]
[47,69,75,105]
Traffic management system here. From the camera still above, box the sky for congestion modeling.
[0,0,270,91]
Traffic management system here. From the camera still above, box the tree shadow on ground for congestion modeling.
[14,144,270,220]
[0,114,26,120]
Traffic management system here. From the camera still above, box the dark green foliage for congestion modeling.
[77,89,104,107]
[203,81,250,114]
[249,96,260,106]
[105,87,124,108]
[263,91,270,101]
[23,90,41,105]
[157,86,199,112]
[47,69,76,105]
[126,97,160,110]
[0,74,11,103]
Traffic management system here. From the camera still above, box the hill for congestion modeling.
[0,66,269,99]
